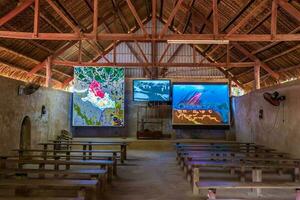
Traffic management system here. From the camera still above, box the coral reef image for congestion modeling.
[172,84,230,125]
[133,80,170,102]
[73,67,124,127]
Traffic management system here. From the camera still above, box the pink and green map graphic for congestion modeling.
[72,67,124,127]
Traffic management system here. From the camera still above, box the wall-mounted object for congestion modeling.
[259,109,263,119]
[18,84,40,96]
[263,91,286,106]
[41,105,46,117]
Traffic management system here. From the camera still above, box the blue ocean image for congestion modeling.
[172,84,230,124]
[133,80,170,102]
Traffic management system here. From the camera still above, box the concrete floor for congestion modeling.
[98,140,296,200]
[102,150,200,200]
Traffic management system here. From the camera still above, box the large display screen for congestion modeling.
[73,67,125,127]
[133,79,171,102]
[172,83,230,126]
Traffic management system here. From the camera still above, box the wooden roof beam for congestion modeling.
[159,0,184,38]
[52,60,256,68]
[126,0,148,35]
[227,0,269,36]
[232,43,280,79]
[0,0,34,26]
[45,0,80,33]
[276,0,300,22]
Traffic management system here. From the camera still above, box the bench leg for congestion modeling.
[252,169,262,197]
[113,153,117,176]
[296,189,300,200]
[192,167,200,195]
[294,168,299,182]
[240,166,246,182]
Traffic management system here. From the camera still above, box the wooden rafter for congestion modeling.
[126,0,148,35]
[159,0,184,38]
[232,43,280,79]
[276,0,300,22]
[46,0,80,33]
[0,0,34,26]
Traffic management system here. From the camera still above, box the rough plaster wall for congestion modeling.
[233,80,300,157]
[0,76,71,155]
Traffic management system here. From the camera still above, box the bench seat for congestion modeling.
[0,179,100,200]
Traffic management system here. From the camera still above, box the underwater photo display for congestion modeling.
[172,83,230,126]
[133,80,170,102]
[73,67,125,127]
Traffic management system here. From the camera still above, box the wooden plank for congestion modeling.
[0,0,34,26]
[196,180,300,189]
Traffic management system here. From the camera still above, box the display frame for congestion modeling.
[72,66,125,127]
[171,82,230,128]
[132,79,172,102]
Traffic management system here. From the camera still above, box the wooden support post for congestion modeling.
[33,0,40,37]
[93,0,99,39]
[78,40,82,63]
[254,62,261,90]
[227,44,230,66]
[192,167,200,195]
[45,56,52,87]
[252,169,262,197]
[83,145,87,160]
[113,152,117,175]
[212,0,219,36]
[271,0,278,39]
[113,41,116,66]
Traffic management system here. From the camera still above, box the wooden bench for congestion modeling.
[0,179,100,200]
[46,140,129,162]
[1,154,118,175]
[190,162,300,195]
[0,159,114,182]
[0,168,107,191]
[13,149,121,164]
[195,180,300,199]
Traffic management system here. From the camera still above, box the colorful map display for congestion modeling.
[172,83,230,126]
[72,67,125,127]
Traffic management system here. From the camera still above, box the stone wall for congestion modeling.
[232,80,300,157]
[0,77,71,155]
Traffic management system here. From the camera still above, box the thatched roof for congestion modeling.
[0,0,299,91]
